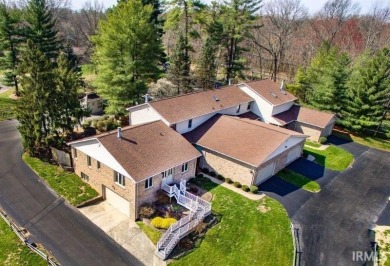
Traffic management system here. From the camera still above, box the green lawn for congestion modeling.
[0,218,46,266]
[0,89,16,121]
[170,178,293,266]
[304,145,354,171]
[23,154,99,206]
[305,140,321,148]
[277,169,320,193]
[333,131,390,151]
[136,221,162,244]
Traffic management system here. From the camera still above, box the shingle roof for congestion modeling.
[244,79,297,105]
[184,115,305,167]
[273,105,335,128]
[72,121,201,182]
[149,86,253,124]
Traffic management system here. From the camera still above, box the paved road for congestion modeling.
[0,120,142,266]
[261,137,390,266]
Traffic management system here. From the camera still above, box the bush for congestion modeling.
[138,203,156,219]
[319,137,327,144]
[155,190,171,205]
[217,174,225,181]
[242,185,250,192]
[225,178,233,184]
[250,185,259,194]
[233,181,241,188]
[209,171,216,177]
[96,120,106,132]
[196,173,204,179]
[202,168,209,174]
[151,217,177,229]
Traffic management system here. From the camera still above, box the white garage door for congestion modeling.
[286,146,301,164]
[104,187,130,217]
[255,162,275,185]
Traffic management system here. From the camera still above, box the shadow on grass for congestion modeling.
[188,177,219,192]
[303,150,327,170]
[260,176,302,197]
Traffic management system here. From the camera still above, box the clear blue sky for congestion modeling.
[71,0,382,14]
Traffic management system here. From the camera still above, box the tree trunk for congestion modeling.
[272,54,278,82]
[184,0,189,60]
[226,36,235,82]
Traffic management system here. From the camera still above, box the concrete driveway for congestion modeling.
[79,202,162,266]
[261,136,390,266]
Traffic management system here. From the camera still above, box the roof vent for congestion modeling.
[271,92,278,98]
[117,127,122,139]
[212,96,220,102]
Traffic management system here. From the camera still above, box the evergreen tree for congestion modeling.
[342,49,390,133]
[306,43,350,116]
[0,3,23,96]
[287,67,311,103]
[17,41,56,155]
[168,34,191,94]
[25,0,61,59]
[196,37,217,89]
[92,0,163,114]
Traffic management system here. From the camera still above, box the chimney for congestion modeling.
[280,80,285,91]
[144,94,149,103]
[117,127,122,139]
[228,79,232,85]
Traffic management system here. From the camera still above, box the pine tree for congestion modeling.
[92,0,163,114]
[342,49,390,133]
[0,4,23,96]
[287,67,311,103]
[25,0,61,59]
[17,41,56,155]
[168,34,191,94]
[196,37,217,89]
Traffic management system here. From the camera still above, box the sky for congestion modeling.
[71,0,382,14]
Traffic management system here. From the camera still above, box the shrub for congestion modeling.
[155,190,171,205]
[242,185,250,192]
[225,178,233,184]
[319,137,327,144]
[202,168,209,174]
[233,181,241,188]
[217,174,225,181]
[250,185,259,194]
[196,173,204,178]
[209,171,216,177]
[96,120,106,132]
[151,217,177,229]
[138,203,156,219]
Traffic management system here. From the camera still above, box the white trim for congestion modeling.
[238,83,296,107]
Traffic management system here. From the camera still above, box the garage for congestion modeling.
[104,187,130,217]
[255,162,275,185]
[286,146,302,164]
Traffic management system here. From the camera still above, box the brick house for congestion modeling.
[68,121,201,220]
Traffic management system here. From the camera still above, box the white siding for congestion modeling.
[129,104,164,126]
[272,102,294,115]
[255,163,275,184]
[286,146,302,164]
[265,136,305,161]
[175,103,250,134]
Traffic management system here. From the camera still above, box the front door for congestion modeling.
[162,168,173,185]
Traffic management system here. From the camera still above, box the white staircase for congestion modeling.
[156,180,211,260]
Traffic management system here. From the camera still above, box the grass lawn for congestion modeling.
[0,218,46,266]
[136,221,162,245]
[0,89,16,121]
[333,131,390,152]
[23,154,99,206]
[305,140,321,148]
[170,177,293,266]
[277,169,320,193]
[304,145,353,171]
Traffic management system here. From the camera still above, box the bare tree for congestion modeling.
[311,0,360,46]
[252,0,307,81]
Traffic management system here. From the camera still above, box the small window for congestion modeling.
[182,162,189,173]
[114,171,125,186]
[236,105,241,113]
[188,119,192,129]
[247,102,251,110]
[97,161,101,169]
[145,177,153,189]
[162,168,173,178]
[73,148,77,159]
[87,156,91,167]
[81,172,89,181]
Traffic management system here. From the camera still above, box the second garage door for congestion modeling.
[255,162,275,185]
[104,187,130,217]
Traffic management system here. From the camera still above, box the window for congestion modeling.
[73,148,77,159]
[188,119,192,129]
[162,168,173,178]
[98,100,102,108]
[145,177,153,189]
[236,105,241,113]
[114,171,125,186]
[81,172,89,181]
[87,156,91,167]
[247,102,251,110]
[182,162,189,173]
[97,161,101,169]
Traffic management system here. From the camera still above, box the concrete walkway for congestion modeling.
[79,202,166,266]
[304,144,329,150]
[204,175,266,201]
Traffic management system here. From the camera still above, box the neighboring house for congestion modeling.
[237,80,336,141]
[80,92,103,114]
[184,115,307,185]
[68,121,201,220]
